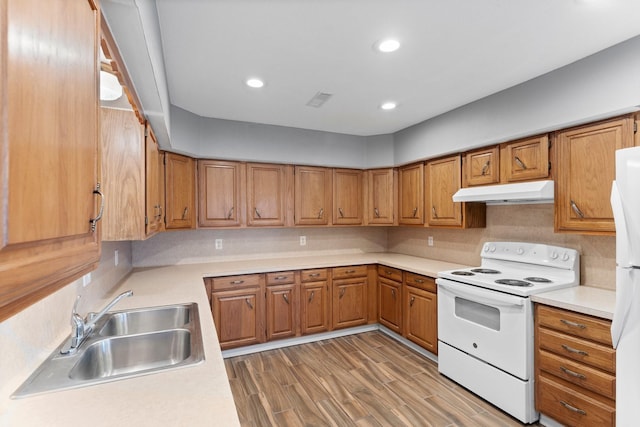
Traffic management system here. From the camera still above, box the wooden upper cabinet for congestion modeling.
[246,163,290,227]
[333,169,363,225]
[198,160,245,227]
[398,163,424,225]
[555,116,634,234]
[294,166,332,226]
[426,156,462,227]
[145,125,163,235]
[502,135,550,182]
[463,146,500,187]
[164,153,196,229]
[365,168,396,225]
[0,0,101,321]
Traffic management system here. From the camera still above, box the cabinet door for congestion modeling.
[0,0,100,321]
[198,160,244,227]
[398,163,424,225]
[332,277,368,329]
[294,166,332,225]
[426,156,462,227]
[503,135,549,182]
[333,169,363,225]
[378,277,402,334]
[100,107,146,240]
[300,281,330,335]
[404,286,438,354]
[266,284,298,340]
[212,287,265,349]
[463,146,500,187]
[247,163,288,227]
[165,153,196,229]
[365,168,396,225]
[145,126,163,236]
[556,116,634,234]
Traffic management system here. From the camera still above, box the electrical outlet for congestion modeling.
[428,236,434,247]
[215,239,223,250]
[299,236,306,246]
[114,249,119,266]
[82,272,92,287]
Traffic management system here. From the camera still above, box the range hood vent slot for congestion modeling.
[452,180,554,205]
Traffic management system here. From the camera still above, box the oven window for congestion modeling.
[454,297,500,331]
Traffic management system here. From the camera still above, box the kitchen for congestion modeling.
[2,0,640,426]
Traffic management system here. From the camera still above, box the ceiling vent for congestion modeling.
[306,92,333,108]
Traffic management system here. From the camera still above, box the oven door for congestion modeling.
[437,278,533,380]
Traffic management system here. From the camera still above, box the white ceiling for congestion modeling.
[156,0,640,137]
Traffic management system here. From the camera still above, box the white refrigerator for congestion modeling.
[610,146,640,425]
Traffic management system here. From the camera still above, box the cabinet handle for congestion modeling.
[415,279,425,284]
[481,160,490,176]
[309,273,320,278]
[410,296,416,306]
[158,205,163,219]
[559,401,587,416]
[560,319,586,329]
[570,200,585,219]
[374,208,380,218]
[182,207,188,220]
[274,275,288,280]
[317,207,324,219]
[560,366,586,380]
[412,207,418,218]
[245,299,254,310]
[339,288,346,299]
[282,294,290,304]
[561,344,589,356]
[345,270,356,274]
[230,280,245,285]
[514,156,527,170]
[227,206,234,219]
[89,183,105,232]
[338,207,344,218]
[254,207,262,219]
[432,206,438,219]
[391,289,396,299]
[308,291,315,303]
[385,270,393,275]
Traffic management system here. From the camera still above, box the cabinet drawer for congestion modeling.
[403,272,436,292]
[538,328,615,373]
[377,265,402,282]
[210,274,263,291]
[301,268,328,283]
[266,271,295,285]
[537,305,613,346]
[537,374,615,427]
[332,265,367,279]
[538,349,615,400]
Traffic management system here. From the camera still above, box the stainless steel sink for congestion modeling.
[12,303,204,398]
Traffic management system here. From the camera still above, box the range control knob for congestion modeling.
[517,247,524,255]
[562,252,570,261]
[489,245,496,252]
[484,245,490,252]
[550,251,559,260]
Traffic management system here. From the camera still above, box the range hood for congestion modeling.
[452,180,554,205]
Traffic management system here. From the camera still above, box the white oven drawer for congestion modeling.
[437,278,533,380]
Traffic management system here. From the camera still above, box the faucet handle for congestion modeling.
[61,296,86,355]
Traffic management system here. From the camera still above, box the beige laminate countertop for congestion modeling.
[531,285,616,320]
[3,252,467,427]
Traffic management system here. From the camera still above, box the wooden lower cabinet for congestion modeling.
[378,266,403,334]
[266,284,298,340]
[403,273,438,354]
[332,266,368,329]
[535,304,616,426]
[300,269,330,335]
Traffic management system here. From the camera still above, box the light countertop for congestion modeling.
[531,285,616,320]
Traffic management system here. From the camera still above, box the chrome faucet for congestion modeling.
[60,290,133,355]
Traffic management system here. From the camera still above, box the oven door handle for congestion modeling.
[438,282,525,307]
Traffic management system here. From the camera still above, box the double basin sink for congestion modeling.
[13,303,204,398]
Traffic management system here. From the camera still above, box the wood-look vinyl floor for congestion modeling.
[225,331,542,427]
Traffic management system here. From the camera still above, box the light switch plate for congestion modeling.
[215,239,223,250]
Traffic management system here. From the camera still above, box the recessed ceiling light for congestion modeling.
[380,102,397,110]
[375,39,400,53]
[246,78,264,88]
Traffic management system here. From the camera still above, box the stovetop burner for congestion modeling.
[495,279,533,287]
[451,271,475,276]
[523,277,552,283]
[471,268,501,274]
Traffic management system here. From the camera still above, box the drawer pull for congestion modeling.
[230,280,245,285]
[308,291,315,303]
[559,400,587,416]
[282,294,290,304]
[308,273,320,278]
[339,288,346,299]
[514,156,528,170]
[385,270,393,275]
[561,344,589,356]
[345,270,356,274]
[274,276,288,280]
[245,299,254,310]
[560,319,586,329]
[414,279,425,284]
[560,366,586,380]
